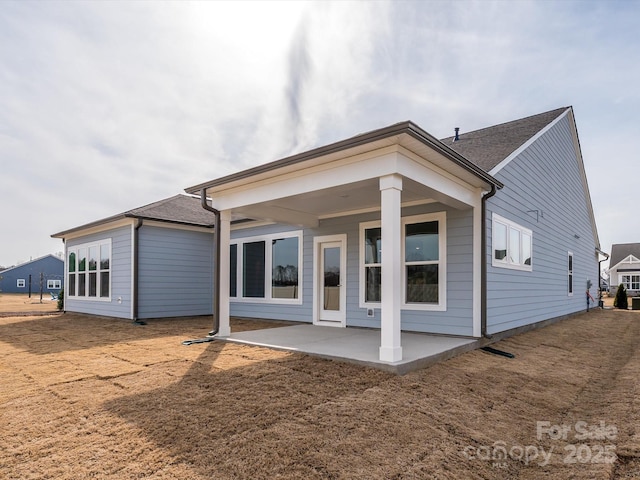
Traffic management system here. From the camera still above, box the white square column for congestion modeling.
[379,174,403,362]
[216,209,232,337]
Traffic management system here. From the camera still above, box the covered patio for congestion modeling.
[223,324,479,374]
[186,121,502,364]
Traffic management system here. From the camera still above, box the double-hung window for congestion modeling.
[359,212,446,310]
[17,279,26,288]
[492,213,532,271]
[67,240,111,300]
[230,231,302,304]
[47,279,62,290]
[622,274,640,291]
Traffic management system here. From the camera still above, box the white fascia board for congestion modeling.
[609,255,640,273]
[60,218,134,242]
[208,147,401,211]
[396,150,482,209]
[208,144,483,212]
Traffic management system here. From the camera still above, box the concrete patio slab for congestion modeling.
[222,325,480,374]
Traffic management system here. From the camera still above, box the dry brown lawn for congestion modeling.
[1,293,639,479]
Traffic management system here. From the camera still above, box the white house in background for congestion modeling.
[185,106,604,363]
[608,243,640,295]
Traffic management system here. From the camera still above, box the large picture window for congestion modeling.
[67,240,111,300]
[230,231,302,304]
[359,212,446,310]
[492,213,532,271]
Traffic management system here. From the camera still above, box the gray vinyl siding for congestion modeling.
[65,225,133,319]
[137,226,214,318]
[230,203,475,335]
[485,114,599,334]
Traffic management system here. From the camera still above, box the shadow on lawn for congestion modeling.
[103,341,390,479]
[0,312,216,355]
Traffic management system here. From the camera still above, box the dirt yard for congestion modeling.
[1,294,639,479]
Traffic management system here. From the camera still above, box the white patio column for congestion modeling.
[217,209,232,337]
[379,174,403,362]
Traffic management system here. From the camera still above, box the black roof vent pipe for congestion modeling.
[454,127,460,142]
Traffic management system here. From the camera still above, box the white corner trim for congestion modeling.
[489,108,570,176]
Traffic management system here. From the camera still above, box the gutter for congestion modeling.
[182,189,221,344]
[481,184,499,338]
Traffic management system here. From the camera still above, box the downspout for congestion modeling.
[597,247,610,307]
[132,219,144,324]
[200,188,221,337]
[481,184,498,338]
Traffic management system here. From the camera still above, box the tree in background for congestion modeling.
[614,283,628,310]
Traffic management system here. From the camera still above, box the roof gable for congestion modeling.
[441,107,569,172]
[609,243,640,270]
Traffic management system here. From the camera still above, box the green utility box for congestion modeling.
[632,297,640,310]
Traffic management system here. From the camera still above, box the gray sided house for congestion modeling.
[51,195,216,320]
[608,243,640,295]
[0,254,64,294]
[185,106,603,363]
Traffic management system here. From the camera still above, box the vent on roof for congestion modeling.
[454,127,460,142]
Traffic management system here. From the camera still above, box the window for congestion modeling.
[361,223,382,303]
[47,279,62,290]
[568,252,573,296]
[272,237,299,299]
[231,231,302,304]
[492,213,532,271]
[243,241,265,298]
[17,279,26,288]
[229,244,237,297]
[67,240,111,300]
[359,212,446,310]
[621,274,640,291]
[405,219,440,304]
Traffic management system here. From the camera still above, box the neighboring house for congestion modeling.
[51,195,216,320]
[608,243,640,295]
[0,254,64,294]
[185,106,603,362]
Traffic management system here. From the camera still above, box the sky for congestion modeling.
[1,0,639,271]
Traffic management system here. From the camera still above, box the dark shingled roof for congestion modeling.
[52,194,215,238]
[126,194,215,226]
[609,243,640,269]
[440,107,569,172]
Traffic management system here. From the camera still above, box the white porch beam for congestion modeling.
[217,209,231,337]
[235,204,319,228]
[379,174,403,362]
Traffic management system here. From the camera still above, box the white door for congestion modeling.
[314,235,346,326]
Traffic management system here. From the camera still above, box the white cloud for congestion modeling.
[1,0,639,267]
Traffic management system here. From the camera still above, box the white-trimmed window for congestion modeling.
[47,279,62,290]
[359,212,446,310]
[621,274,640,291]
[67,240,111,300]
[568,252,573,296]
[230,231,302,304]
[492,213,532,271]
[17,279,26,288]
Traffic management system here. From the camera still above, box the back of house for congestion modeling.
[185,106,602,354]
